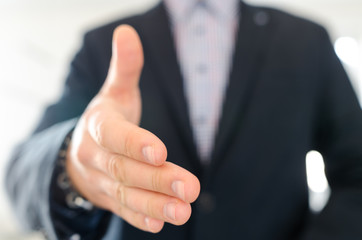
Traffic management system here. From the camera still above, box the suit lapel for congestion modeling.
[137,2,276,175]
[138,4,202,172]
[209,2,276,172]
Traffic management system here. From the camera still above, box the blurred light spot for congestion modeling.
[306,150,329,193]
[334,37,360,67]
[306,151,330,212]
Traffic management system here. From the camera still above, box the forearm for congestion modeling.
[5,119,79,238]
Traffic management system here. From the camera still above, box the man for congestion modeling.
[6,0,362,239]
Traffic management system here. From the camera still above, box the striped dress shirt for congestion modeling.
[163,0,240,163]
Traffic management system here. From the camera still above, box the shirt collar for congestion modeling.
[163,0,239,22]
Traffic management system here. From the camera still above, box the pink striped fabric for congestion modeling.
[164,0,240,163]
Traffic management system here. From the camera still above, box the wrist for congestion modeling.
[57,132,93,211]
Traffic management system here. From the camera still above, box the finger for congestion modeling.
[102,24,144,100]
[88,111,167,166]
[111,182,192,226]
[95,149,200,203]
[79,171,165,233]
[113,204,165,233]
[86,169,165,233]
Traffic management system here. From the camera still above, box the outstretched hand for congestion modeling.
[66,25,201,233]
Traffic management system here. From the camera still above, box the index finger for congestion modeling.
[88,110,167,166]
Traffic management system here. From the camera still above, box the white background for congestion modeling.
[0,0,361,239]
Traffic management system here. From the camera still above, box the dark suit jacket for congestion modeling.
[6,2,362,240]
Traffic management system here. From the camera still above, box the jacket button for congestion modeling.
[254,11,269,26]
[197,192,216,213]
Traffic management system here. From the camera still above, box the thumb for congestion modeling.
[102,25,144,98]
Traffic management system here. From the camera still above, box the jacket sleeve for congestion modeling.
[301,27,362,240]
[5,31,112,239]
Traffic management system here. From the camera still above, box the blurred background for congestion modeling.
[0,0,361,239]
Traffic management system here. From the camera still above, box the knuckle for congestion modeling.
[123,129,133,157]
[94,118,107,147]
[151,169,162,192]
[115,183,126,205]
[107,155,118,180]
[146,198,157,218]
[107,155,127,183]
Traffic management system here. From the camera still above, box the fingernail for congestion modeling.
[163,203,176,221]
[171,181,185,201]
[142,146,154,164]
[145,217,156,232]
[145,217,163,233]
[145,216,151,229]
